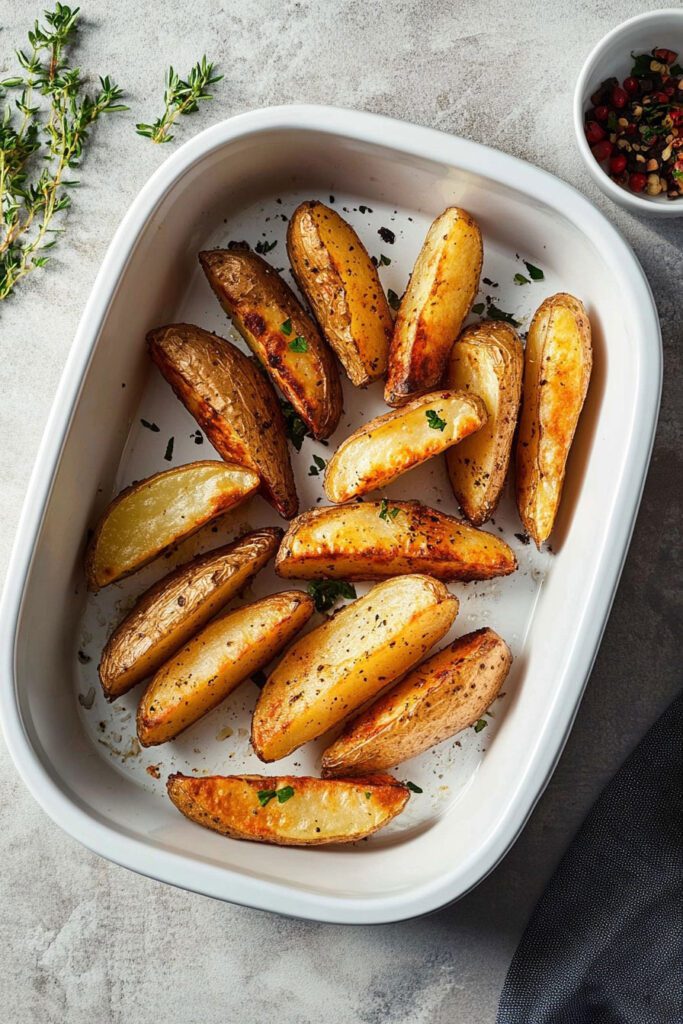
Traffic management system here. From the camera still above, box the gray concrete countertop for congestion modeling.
[0,2,679,1021]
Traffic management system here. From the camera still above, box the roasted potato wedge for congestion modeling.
[85,461,258,591]
[385,207,483,406]
[99,528,281,700]
[147,324,297,519]
[252,574,458,762]
[275,500,516,581]
[286,201,392,387]
[199,249,342,439]
[446,321,524,526]
[322,628,511,776]
[137,590,314,746]
[516,293,592,547]
[323,389,486,503]
[167,772,409,846]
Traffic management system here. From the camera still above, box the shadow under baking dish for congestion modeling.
[3,108,660,922]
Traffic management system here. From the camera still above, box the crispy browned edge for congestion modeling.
[166,772,409,845]
[286,201,392,387]
[385,208,483,406]
[515,292,593,547]
[98,527,282,700]
[274,500,517,581]
[84,461,259,591]
[147,323,298,519]
[321,627,512,775]
[198,248,343,439]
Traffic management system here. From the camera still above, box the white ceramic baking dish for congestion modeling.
[0,106,661,924]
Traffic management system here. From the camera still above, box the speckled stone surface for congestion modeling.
[0,2,680,1021]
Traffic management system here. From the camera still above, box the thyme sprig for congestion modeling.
[0,4,127,301]
[136,58,222,144]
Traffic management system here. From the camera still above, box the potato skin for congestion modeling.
[251,574,459,762]
[199,249,342,439]
[99,528,282,700]
[323,389,486,504]
[515,293,592,547]
[147,323,298,519]
[322,628,512,776]
[275,500,516,582]
[85,461,259,591]
[137,590,314,746]
[286,201,392,387]
[446,321,524,526]
[167,773,409,846]
[385,207,483,406]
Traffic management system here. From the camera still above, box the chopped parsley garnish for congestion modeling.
[289,335,308,352]
[255,239,277,254]
[406,781,423,793]
[140,418,160,432]
[280,400,312,451]
[482,277,498,287]
[387,288,401,310]
[486,302,521,327]
[379,253,391,266]
[364,791,372,799]
[471,302,485,315]
[474,718,488,733]
[607,111,618,133]
[379,497,401,523]
[523,260,544,281]
[425,409,447,431]
[308,454,326,476]
[630,51,652,78]
[163,437,174,461]
[257,786,295,807]
[358,204,373,214]
[378,226,395,244]
[280,318,292,335]
[307,579,357,612]
[514,273,530,285]
[227,239,250,251]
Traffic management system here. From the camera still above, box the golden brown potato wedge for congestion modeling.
[147,324,297,519]
[323,389,486,504]
[137,590,314,746]
[286,201,392,387]
[385,207,483,406]
[515,293,592,547]
[251,574,458,762]
[446,321,524,526]
[167,772,409,846]
[99,528,282,700]
[322,628,511,776]
[85,461,259,591]
[199,249,342,439]
[275,500,516,581]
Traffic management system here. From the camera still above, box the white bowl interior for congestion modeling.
[11,121,656,912]
[575,10,683,213]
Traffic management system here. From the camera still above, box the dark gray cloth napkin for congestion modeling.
[497,691,682,1024]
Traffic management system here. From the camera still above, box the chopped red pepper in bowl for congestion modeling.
[584,46,682,200]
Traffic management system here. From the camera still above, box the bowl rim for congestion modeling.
[573,7,683,215]
[0,104,663,924]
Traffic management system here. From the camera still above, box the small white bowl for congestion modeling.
[574,9,683,218]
